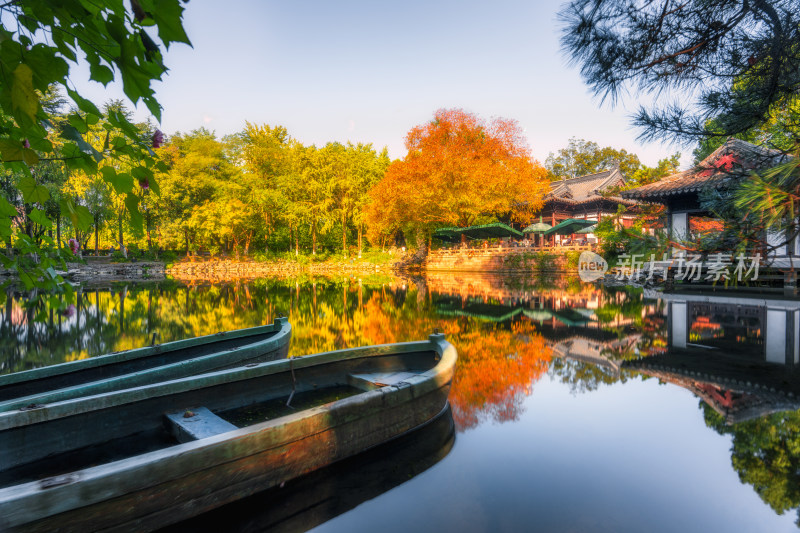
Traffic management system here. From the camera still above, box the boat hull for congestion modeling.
[169,404,456,533]
[0,318,291,412]
[0,334,456,532]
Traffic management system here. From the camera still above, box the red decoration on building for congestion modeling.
[697,168,714,177]
[713,153,738,171]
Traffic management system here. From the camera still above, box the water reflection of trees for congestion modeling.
[1,274,673,431]
[1,276,556,432]
[703,404,800,527]
[0,281,278,374]
[0,274,672,433]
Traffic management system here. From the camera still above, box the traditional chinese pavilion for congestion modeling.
[622,138,795,261]
[534,166,638,242]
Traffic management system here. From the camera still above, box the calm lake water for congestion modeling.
[2,272,800,532]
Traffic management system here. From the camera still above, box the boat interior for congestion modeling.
[0,348,440,490]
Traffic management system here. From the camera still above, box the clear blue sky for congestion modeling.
[79,0,689,167]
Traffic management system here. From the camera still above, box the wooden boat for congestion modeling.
[0,318,291,412]
[169,404,456,533]
[0,333,457,533]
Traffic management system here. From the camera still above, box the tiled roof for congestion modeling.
[546,194,638,206]
[622,138,791,201]
[547,167,629,205]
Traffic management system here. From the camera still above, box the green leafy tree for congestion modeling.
[238,124,294,253]
[626,153,681,188]
[154,130,235,255]
[545,137,640,179]
[294,145,334,256]
[62,171,113,254]
[326,142,389,257]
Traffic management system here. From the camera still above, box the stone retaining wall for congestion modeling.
[425,249,567,272]
[66,261,165,282]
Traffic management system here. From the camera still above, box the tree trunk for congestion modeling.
[56,213,61,250]
[403,227,428,267]
[358,223,363,258]
[74,227,81,258]
[312,219,317,255]
[76,288,83,350]
[185,229,190,257]
[4,291,11,329]
[119,285,127,330]
[295,234,299,256]
[94,216,99,256]
[118,212,126,258]
[342,211,347,257]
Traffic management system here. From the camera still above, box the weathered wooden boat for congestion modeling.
[166,404,456,533]
[0,333,457,533]
[0,318,291,412]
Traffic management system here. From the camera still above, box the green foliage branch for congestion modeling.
[0,0,191,300]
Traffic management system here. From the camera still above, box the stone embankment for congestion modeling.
[424,248,568,272]
[166,259,390,282]
[66,261,166,282]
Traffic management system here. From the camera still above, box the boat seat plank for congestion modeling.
[165,407,238,443]
[348,371,421,390]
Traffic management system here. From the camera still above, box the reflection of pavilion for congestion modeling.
[425,272,663,378]
[550,335,641,379]
[425,272,614,327]
[625,351,800,423]
[659,292,799,365]
[627,292,800,423]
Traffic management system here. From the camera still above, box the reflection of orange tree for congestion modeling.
[448,323,550,430]
[357,295,551,431]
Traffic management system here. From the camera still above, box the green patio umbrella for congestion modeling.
[523,216,553,247]
[523,216,552,234]
[552,308,593,327]
[523,308,554,322]
[575,224,597,234]
[433,222,523,242]
[543,218,596,236]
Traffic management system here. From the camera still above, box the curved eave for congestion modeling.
[544,196,638,207]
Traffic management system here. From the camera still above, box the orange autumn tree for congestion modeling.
[366,108,548,252]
